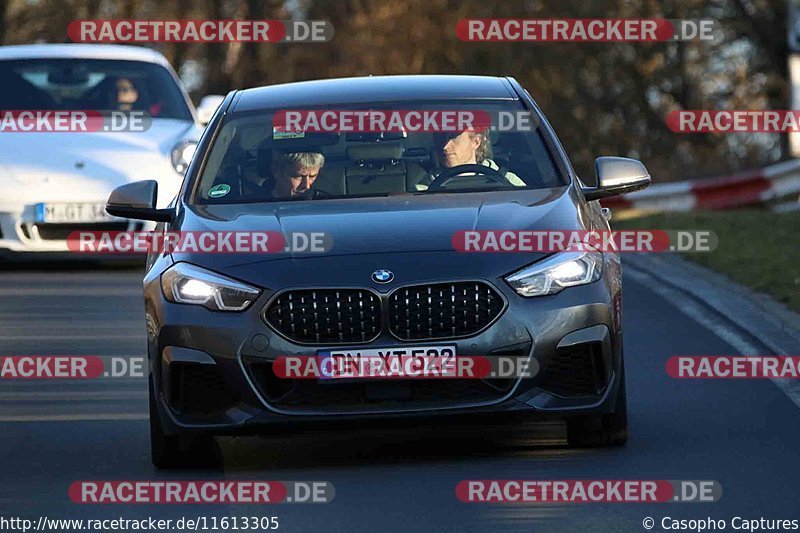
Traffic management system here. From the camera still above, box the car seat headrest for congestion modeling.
[347,144,405,162]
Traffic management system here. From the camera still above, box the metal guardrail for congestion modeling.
[601,159,800,215]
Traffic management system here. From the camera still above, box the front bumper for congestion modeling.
[0,209,156,254]
[145,260,624,435]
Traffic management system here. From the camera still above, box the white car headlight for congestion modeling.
[505,249,603,297]
[171,140,198,174]
[161,263,261,311]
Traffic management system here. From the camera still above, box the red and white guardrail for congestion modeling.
[601,158,800,213]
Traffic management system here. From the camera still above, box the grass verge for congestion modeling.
[613,209,800,313]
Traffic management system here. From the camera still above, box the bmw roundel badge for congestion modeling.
[372,269,394,284]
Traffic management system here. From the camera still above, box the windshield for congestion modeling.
[192,101,566,204]
[0,58,193,120]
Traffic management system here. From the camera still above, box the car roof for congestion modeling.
[0,44,170,65]
[234,75,519,111]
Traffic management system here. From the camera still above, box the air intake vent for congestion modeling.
[537,343,607,397]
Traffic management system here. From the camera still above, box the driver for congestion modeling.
[270,151,325,198]
[115,77,139,111]
[415,129,524,190]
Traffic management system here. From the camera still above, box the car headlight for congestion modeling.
[161,263,261,311]
[171,140,198,174]
[505,249,603,297]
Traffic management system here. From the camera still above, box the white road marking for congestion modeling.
[0,391,145,400]
[0,334,142,340]
[0,288,141,296]
[626,267,800,408]
[0,413,147,422]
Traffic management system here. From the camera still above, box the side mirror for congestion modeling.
[106,180,174,222]
[582,156,651,201]
[196,95,225,125]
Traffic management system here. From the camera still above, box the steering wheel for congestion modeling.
[294,187,335,200]
[426,164,511,191]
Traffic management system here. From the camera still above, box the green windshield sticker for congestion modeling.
[208,184,231,198]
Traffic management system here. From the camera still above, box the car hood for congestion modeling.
[174,186,586,286]
[0,119,199,206]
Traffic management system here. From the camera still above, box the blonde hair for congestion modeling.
[470,130,492,162]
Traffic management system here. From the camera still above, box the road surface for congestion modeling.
[0,261,798,532]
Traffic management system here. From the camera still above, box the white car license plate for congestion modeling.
[317,345,457,380]
[34,202,116,223]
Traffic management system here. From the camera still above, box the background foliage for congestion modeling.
[0,0,790,181]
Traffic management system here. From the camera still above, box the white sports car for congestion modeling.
[0,44,209,254]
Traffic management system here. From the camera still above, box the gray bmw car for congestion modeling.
[106,75,650,468]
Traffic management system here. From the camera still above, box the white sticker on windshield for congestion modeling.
[273,128,306,140]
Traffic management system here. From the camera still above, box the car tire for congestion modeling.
[149,376,221,469]
[566,362,628,448]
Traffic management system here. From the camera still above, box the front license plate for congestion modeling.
[317,345,457,380]
[34,202,116,223]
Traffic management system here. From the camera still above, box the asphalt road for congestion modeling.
[1,261,799,532]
